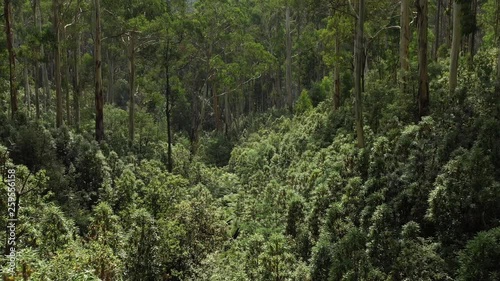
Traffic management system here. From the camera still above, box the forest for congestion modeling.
[1,0,500,280]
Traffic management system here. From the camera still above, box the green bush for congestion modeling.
[459,227,500,281]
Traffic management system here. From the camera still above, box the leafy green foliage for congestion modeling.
[2,0,500,279]
[459,227,500,281]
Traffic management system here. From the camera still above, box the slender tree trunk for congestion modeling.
[333,29,341,110]
[42,54,49,112]
[95,0,104,142]
[275,66,281,108]
[33,0,41,119]
[23,60,30,117]
[285,3,293,111]
[224,91,230,135]
[35,0,49,113]
[213,86,222,132]
[190,87,199,154]
[449,0,462,93]
[107,49,114,104]
[434,0,442,61]
[417,0,430,119]
[468,0,477,64]
[34,65,41,119]
[128,32,136,145]
[73,1,81,131]
[4,0,17,119]
[447,0,453,47]
[400,0,410,90]
[165,69,173,173]
[64,50,71,125]
[248,80,253,113]
[496,0,500,93]
[74,36,81,131]
[54,0,63,127]
[354,0,365,148]
[20,4,30,117]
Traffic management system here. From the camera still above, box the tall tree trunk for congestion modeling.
[285,2,293,111]
[213,86,222,132]
[165,69,173,173]
[417,0,430,119]
[54,0,63,127]
[74,35,81,131]
[42,54,49,112]
[434,0,442,61]
[20,5,30,117]
[34,64,41,119]
[4,0,17,119]
[333,29,341,110]
[107,49,114,104]
[248,81,253,113]
[274,66,281,108]
[400,0,410,90]
[33,0,41,119]
[468,0,477,64]
[449,0,462,93]
[354,0,365,148]
[224,91,230,135]
[128,32,136,145]
[64,50,71,125]
[23,60,30,117]
[447,0,453,47]
[496,0,500,93]
[73,1,81,131]
[95,0,104,142]
[35,0,49,113]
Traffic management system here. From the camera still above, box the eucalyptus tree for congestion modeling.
[354,0,365,148]
[400,0,410,90]
[285,0,293,111]
[416,0,429,119]
[95,0,104,142]
[450,1,462,93]
[4,0,18,119]
[53,0,63,127]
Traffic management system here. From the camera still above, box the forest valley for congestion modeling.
[1,0,500,280]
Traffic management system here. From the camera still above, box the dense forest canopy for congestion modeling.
[1,0,500,280]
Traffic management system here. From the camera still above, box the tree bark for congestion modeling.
[74,36,81,131]
[107,49,115,104]
[23,60,30,117]
[73,1,81,131]
[64,50,71,125]
[417,0,430,119]
[496,0,500,93]
[468,0,477,64]
[33,0,42,119]
[400,0,410,91]
[95,0,104,142]
[20,3,30,117]
[434,0,441,61]
[285,2,293,111]
[354,0,365,148]
[224,91,230,135]
[213,86,222,132]
[34,65,40,119]
[54,0,63,127]
[4,0,18,119]
[333,29,341,110]
[449,1,462,93]
[165,69,173,173]
[128,32,136,145]
[42,55,50,113]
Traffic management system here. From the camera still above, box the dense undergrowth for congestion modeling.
[1,51,500,280]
